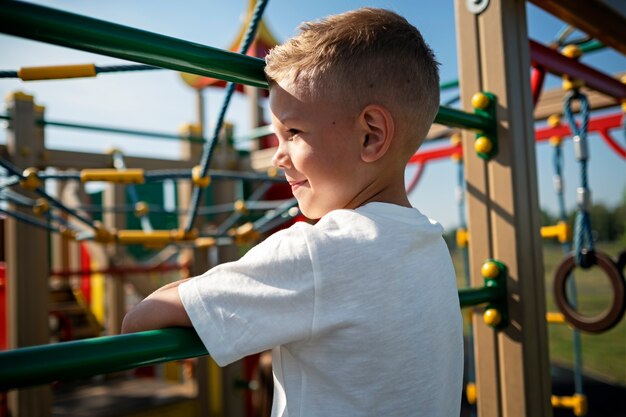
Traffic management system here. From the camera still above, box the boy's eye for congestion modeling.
[287,128,301,140]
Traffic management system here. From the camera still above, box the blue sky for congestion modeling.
[0,0,624,230]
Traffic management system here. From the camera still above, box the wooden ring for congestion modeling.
[553,250,626,333]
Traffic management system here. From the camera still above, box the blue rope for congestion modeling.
[0,158,97,230]
[0,206,63,234]
[550,131,584,396]
[563,90,594,267]
[184,0,270,233]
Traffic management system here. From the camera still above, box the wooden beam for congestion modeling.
[455,0,552,416]
[4,93,52,417]
[529,0,626,55]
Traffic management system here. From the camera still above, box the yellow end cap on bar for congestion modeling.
[58,226,77,240]
[546,312,566,324]
[18,64,96,81]
[471,92,490,110]
[474,136,493,155]
[80,169,145,184]
[540,221,571,243]
[117,229,198,245]
[481,261,500,279]
[483,308,502,327]
[195,237,217,248]
[456,228,469,248]
[134,201,150,217]
[465,382,477,405]
[551,394,587,416]
[561,44,583,59]
[33,198,50,216]
[234,200,248,214]
[93,223,116,244]
[229,222,261,245]
[192,165,211,188]
[20,168,40,191]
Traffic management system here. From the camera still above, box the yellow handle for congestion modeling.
[18,64,97,81]
[80,169,144,184]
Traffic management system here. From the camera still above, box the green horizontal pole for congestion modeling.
[578,39,605,54]
[0,284,503,391]
[435,105,494,133]
[41,118,205,143]
[0,1,268,88]
[0,328,208,391]
[440,79,459,91]
[0,113,204,143]
[458,286,502,308]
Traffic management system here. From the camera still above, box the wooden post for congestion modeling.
[454,0,552,416]
[103,183,126,335]
[5,92,52,417]
[179,120,216,417]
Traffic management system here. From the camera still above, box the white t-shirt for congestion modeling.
[179,202,463,417]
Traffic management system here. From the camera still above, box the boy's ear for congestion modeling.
[359,104,394,163]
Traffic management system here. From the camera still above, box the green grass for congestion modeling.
[452,242,626,385]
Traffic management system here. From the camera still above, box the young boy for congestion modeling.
[122,8,462,416]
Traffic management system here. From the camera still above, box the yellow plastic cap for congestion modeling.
[234,200,248,214]
[562,78,585,91]
[471,92,490,110]
[33,198,50,216]
[456,228,469,248]
[547,114,561,128]
[20,168,40,191]
[465,382,477,405]
[192,165,211,188]
[134,201,150,217]
[481,261,500,278]
[474,137,493,155]
[561,44,582,59]
[546,312,566,324]
[483,308,502,327]
[549,136,563,147]
[450,133,462,147]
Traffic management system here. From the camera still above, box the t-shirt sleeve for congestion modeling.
[178,223,315,367]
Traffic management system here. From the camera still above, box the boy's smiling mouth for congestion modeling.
[287,178,308,192]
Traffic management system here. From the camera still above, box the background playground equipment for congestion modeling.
[0,1,625,417]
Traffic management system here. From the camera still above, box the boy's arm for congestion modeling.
[121,278,193,334]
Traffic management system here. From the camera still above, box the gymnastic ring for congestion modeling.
[616,251,626,275]
[553,250,626,333]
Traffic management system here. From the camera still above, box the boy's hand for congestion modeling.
[121,279,192,334]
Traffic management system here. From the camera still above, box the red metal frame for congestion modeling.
[530,65,546,106]
[407,113,624,168]
[51,262,188,278]
[529,39,626,99]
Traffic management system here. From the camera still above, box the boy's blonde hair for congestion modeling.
[265,8,440,155]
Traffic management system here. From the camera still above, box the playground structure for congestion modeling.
[0,0,625,416]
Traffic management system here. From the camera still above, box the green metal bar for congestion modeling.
[0,113,204,143]
[0,328,208,390]
[42,119,205,143]
[435,105,494,133]
[0,284,504,391]
[458,286,502,308]
[578,39,605,54]
[0,1,268,89]
[440,79,460,91]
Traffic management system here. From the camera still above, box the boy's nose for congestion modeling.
[271,144,290,169]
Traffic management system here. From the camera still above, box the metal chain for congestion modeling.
[563,90,594,267]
